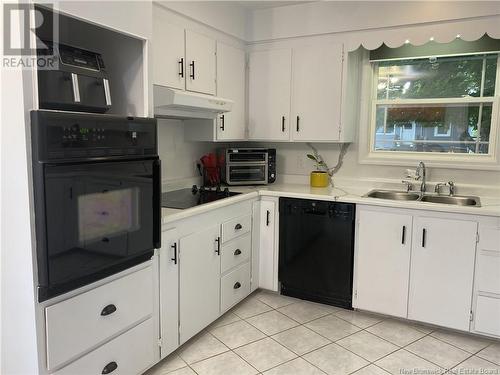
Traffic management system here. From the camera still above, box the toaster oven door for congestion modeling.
[227,165,268,184]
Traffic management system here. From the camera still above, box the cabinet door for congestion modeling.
[179,225,220,343]
[259,200,278,291]
[409,217,477,331]
[185,30,216,95]
[216,42,246,141]
[248,49,292,141]
[153,21,185,90]
[354,208,413,318]
[291,44,343,141]
[159,228,179,358]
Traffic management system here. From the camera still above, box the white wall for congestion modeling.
[158,120,215,183]
[246,1,500,42]
[0,5,40,374]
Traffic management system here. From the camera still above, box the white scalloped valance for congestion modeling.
[345,15,500,52]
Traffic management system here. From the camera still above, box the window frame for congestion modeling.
[358,52,500,170]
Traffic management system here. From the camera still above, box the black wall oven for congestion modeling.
[31,111,160,301]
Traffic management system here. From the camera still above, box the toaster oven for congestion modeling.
[219,148,276,185]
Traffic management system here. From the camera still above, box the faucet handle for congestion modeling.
[401,180,413,192]
[447,181,455,196]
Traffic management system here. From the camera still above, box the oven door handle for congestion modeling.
[153,159,161,249]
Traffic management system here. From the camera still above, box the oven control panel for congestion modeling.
[31,111,157,162]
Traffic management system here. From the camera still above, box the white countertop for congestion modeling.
[162,182,500,226]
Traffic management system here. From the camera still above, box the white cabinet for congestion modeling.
[354,206,479,332]
[216,42,246,141]
[408,217,477,331]
[354,208,412,318]
[53,318,156,375]
[153,21,216,95]
[258,198,279,291]
[45,266,154,371]
[153,22,185,90]
[159,228,179,358]
[179,225,221,344]
[185,30,216,95]
[248,49,292,141]
[471,220,500,338]
[291,44,344,141]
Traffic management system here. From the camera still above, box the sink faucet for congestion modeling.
[434,181,456,196]
[415,162,426,194]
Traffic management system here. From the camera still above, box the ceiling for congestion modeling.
[225,1,314,11]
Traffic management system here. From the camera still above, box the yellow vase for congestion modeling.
[310,171,329,187]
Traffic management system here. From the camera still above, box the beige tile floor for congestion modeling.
[145,290,500,375]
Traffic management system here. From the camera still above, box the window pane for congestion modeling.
[484,56,498,97]
[376,55,493,100]
[374,103,492,154]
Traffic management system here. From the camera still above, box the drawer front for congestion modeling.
[54,318,157,375]
[477,252,500,295]
[221,233,251,274]
[221,262,251,312]
[479,228,500,252]
[46,266,154,370]
[474,296,500,337]
[222,214,251,243]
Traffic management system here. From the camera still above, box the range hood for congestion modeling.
[154,85,233,119]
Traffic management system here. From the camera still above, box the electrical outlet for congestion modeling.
[297,155,305,170]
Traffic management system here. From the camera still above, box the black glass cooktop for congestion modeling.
[161,185,241,209]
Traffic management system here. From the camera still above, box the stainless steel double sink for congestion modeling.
[365,190,481,207]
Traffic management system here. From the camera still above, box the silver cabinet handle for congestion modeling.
[103,78,112,106]
[71,73,80,102]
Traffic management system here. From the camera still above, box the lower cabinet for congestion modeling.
[44,264,157,374]
[258,198,279,291]
[354,205,479,332]
[471,219,500,338]
[159,200,255,354]
[408,216,477,331]
[354,209,412,318]
[54,318,156,375]
[179,224,221,344]
[159,228,179,358]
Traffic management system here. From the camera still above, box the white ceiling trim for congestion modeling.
[345,15,500,51]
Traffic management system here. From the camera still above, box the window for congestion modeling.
[372,54,499,155]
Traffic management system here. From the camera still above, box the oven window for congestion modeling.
[229,165,266,182]
[44,160,154,287]
[78,188,140,243]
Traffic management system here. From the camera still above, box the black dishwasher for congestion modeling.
[279,198,355,309]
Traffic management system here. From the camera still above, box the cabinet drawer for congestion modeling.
[222,214,251,243]
[221,233,251,274]
[474,296,500,337]
[54,318,157,375]
[477,252,500,295]
[46,266,154,370]
[221,262,251,312]
[479,228,500,252]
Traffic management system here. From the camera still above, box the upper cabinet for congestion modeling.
[153,22,185,90]
[153,24,216,95]
[291,44,344,141]
[185,31,217,95]
[216,42,246,141]
[248,43,360,142]
[248,49,292,141]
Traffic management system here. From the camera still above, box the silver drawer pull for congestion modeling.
[234,249,242,256]
[233,282,241,289]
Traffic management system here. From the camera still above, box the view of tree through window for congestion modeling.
[373,54,498,154]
